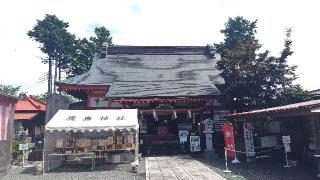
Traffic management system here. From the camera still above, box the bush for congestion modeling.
[12,139,24,159]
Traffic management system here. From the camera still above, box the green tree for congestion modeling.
[27,14,75,94]
[32,92,48,104]
[65,38,96,77]
[277,85,312,105]
[90,26,113,52]
[28,14,113,82]
[66,27,113,78]
[0,84,21,96]
[215,17,307,112]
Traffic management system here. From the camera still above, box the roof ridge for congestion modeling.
[29,96,46,105]
[107,45,212,55]
[25,96,45,110]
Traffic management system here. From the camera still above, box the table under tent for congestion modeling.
[44,109,139,172]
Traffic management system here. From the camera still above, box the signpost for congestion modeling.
[282,135,292,168]
[203,118,214,151]
[19,143,29,167]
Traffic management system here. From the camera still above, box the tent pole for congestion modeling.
[135,129,139,161]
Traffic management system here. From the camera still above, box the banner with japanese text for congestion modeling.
[243,122,255,157]
[222,124,235,158]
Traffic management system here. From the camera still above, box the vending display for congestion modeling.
[190,135,201,152]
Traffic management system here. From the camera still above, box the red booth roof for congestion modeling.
[15,96,46,111]
[14,112,37,120]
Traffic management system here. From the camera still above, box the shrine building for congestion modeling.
[55,45,229,154]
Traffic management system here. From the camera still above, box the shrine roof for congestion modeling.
[57,45,224,98]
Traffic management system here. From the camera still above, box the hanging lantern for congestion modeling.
[153,109,158,121]
[173,110,177,119]
[187,109,192,119]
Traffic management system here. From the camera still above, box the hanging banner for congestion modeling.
[222,124,235,158]
[243,123,255,157]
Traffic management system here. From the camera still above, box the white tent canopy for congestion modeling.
[46,109,138,132]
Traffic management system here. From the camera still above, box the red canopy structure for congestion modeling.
[14,95,46,144]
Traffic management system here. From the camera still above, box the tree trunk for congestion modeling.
[48,57,52,95]
[58,62,61,81]
[53,59,58,93]
[58,61,61,95]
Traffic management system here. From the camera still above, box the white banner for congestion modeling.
[243,122,255,156]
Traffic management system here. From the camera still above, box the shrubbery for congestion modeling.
[12,139,24,159]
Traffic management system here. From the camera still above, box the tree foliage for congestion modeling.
[28,14,75,94]
[215,17,310,112]
[32,92,48,104]
[90,26,113,52]
[0,84,21,97]
[28,14,113,93]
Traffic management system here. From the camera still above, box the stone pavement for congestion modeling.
[146,155,225,180]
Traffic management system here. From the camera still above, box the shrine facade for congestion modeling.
[56,45,229,154]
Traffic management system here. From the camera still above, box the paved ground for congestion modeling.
[192,152,319,180]
[3,158,146,180]
[146,155,225,180]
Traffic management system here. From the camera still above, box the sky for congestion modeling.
[0,0,319,95]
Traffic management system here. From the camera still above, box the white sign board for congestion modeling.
[204,123,214,133]
[190,136,201,152]
[282,136,291,144]
[19,143,28,151]
[284,143,291,152]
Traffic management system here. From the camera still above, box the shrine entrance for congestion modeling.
[139,107,204,156]
[143,113,180,155]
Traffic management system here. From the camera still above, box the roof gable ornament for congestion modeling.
[206,44,215,58]
[100,42,108,59]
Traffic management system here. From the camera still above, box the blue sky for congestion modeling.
[0,0,319,95]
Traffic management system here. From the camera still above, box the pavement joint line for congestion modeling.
[177,156,195,180]
[146,157,150,180]
[195,159,226,180]
[156,156,165,180]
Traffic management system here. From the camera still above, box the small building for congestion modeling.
[55,45,229,155]
[0,93,18,175]
[14,95,46,149]
[228,99,320,175]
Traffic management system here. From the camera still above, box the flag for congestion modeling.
[0,104,10,141]
[223,124,235,158]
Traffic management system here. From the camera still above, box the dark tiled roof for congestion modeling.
[228,99,320,119]
[310,89,320,95]
[59,46,224,98]
[107,46,209,55]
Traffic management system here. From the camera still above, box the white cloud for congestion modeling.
[0,0,319,95]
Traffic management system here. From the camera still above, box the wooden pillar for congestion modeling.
[312,115,320,176]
